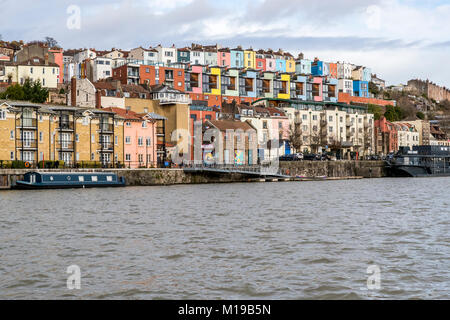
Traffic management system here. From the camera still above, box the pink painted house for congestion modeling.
[190,65,203,94]
[107,107,158,168]
[312,76,323,102]
[217,48,230,68]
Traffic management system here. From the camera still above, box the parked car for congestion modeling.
[279,153,303,161]
[303,153,319,161]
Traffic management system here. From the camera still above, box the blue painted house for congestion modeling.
[230,47,244,68]
[290,75,307,101]
[353,81,369,97]
[177,48,190,63]
[275,58,286,73]
[239,69,258,98]
[295,59,312,75]
[362,67,372,82]
[311,60,329,76]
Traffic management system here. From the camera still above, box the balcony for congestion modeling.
[98,143,114,152]
[98,123,114,133]
[16,139,38,150]
[57,122,74,131]
[56,141,74,151]
[156,127,165,136]
[154,93,191,105]
[16,118,37,129]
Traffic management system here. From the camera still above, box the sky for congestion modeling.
[1,0,449,87]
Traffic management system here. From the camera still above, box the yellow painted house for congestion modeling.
[284,54,296,73]
[244,49,256,69]
[277,74,291,100]
[209,66,222,96]
[0,101,124,166]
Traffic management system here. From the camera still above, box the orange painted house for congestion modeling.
[328,63,338,79]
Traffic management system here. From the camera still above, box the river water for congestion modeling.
[0,177,449,299]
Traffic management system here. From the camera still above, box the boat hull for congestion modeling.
[13,182,126,190]
[389,165,450,177]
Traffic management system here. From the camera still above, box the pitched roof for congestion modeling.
[94,81,117,91]
[148,84,184,94]
[121,84,149,94]
[103,107,143,120]
[16,56,59,67]
[208,119,255,131]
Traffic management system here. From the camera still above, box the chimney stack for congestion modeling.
[95,89,102,109]
[70,77,77,107]
[44,53,49,66]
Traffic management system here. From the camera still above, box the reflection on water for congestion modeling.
[0,177,449,299]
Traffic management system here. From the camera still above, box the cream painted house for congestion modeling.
[280,103,374,157]
[2,57,60,88]
[394,122,420,148]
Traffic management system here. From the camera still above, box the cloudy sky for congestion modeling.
[1,0,449,87]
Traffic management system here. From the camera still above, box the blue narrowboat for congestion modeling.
[13,172,126,189]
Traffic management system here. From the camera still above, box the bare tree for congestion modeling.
[289,113,303,153]
[44,37,59,49]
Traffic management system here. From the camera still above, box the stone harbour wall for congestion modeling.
[280,160,387,178]
[0,161,388,189]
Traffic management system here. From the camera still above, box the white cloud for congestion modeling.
[1,0,449,86]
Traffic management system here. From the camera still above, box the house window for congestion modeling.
[75,134,79,142]
[126,122,131,127]
[146,137,151,146]
[10,130,14,140]
[125,136,131,144]
[142,121,147,128]
[91,134,95,143]
[329,126,333,133]
[10,151,14,160]
[39,131,43,142]
[263,121,267,129]
[91,153,95,161]
[138,137,143,146]
[0,110,6,120]
[329,116,333,122]
[312,115,318,121]
[125,154,131,161]
[302,114,307,120]
[42,79,45,86]
[115,135,118,145]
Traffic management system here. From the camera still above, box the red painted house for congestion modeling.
[374,117,398,155]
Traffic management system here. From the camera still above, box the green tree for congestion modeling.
[416,111,425,120]
[369,82,380,96]
[384,106,404,122]
[0,84,25,100]
[0,79,48,103]
[367,104,384,120]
